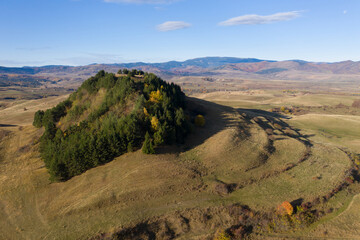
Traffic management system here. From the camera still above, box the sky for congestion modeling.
[0,0,359,67]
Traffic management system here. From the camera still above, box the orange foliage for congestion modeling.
[277,201,293,215]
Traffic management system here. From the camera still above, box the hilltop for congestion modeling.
[32,70,192,181]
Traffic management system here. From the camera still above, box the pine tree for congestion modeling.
[33,110,44,128]
[142,132,155,154]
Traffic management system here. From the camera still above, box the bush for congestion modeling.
[33,110,44,128]
[213,229,231,240]
[277,201,294,215]
[68,105,87,120]
[195,114,206,127]
[352,100,360,108]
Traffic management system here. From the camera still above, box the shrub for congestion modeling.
[194,114,206,127]
[68,105,87,120]
[213,229,231,240]
[33,110,45,128]
[352,100,360,108]
[277,201,294,215]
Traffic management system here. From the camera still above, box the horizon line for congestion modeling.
[1,56,359,68]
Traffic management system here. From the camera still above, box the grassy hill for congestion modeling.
[0,72,360,239]
[32,70,192,181]
[1,81,360,239]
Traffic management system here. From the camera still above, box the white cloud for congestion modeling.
[343,10,347,14]
[156,21,191,32]
[219,11,301,26]
[104,0,176,4]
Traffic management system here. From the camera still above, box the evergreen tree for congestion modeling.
[142,132,155,154]
[35,70,191,181]
[33,110,44,128]
[131,69,137,77]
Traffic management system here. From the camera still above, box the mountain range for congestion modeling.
[1,57,360,88]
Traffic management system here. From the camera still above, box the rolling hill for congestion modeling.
[2,57,360,89]
[1,71,360,239]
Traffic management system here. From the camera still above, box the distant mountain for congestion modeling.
[0,57,270,75]
[1,57,360,87]
[0,66,40,75]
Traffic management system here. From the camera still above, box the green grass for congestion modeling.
[309,188,360,238]
[228,143,351,210]
[197,91,360,110]
[289,114,360,153]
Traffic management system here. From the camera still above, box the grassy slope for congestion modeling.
[290,114,360,153]
[195,90,360,110]
[230,143,350,209]
[198,90,360,238]
[0,95,69,127]
[310,191,360,238]
[0,91,358,239]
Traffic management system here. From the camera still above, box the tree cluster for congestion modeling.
[117,68,144,77]
[34,70,190,181]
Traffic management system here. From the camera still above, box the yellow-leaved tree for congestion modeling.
[143,107,149,117]
[149,90,163,103]
[151,116,159,131]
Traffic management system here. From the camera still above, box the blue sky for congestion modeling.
[0,0,359,66]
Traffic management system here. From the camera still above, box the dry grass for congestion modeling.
[310,190,360,238]
[229,143,351,209]
[0,90,359,239]
[0,95,69,127]
[195,90,360,110]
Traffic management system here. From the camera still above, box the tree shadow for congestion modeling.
[291,198,304,213]
[156,97,249,154]
[235,108,314,147]
[237,108,291,120]
[0,124,17,127]
[157,99,316,155]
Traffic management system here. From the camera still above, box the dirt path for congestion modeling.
[337,194,360,219]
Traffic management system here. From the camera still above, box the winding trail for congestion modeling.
[337,194,360,218]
